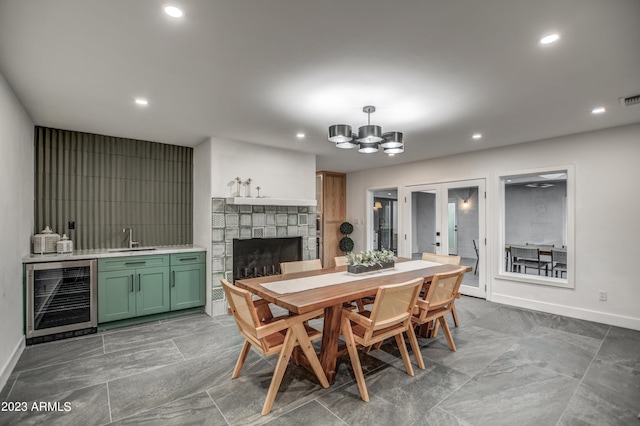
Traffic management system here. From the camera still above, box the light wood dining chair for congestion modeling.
[280,259,322,274]
[341,277,425,402]
[221,279,329,415]
[421,253,462,330]
[411,267,466,351]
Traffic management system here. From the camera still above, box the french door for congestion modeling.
[404,179,486,298]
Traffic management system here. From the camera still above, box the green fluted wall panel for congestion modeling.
[34,126,193,249]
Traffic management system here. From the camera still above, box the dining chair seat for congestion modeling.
[341,277,425,402]
[221,279,329,415]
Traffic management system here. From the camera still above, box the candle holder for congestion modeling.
[235,177,242,197]
[256,186,261,198]
[244,178,252,197]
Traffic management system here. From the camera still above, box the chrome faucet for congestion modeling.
[123,227,139,248]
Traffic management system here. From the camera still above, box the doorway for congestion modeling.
[366,188,398,254]
[405,179,486,298]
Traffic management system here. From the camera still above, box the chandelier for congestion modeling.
[328,106,404,154]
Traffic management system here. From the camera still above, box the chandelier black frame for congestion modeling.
[328,106,404,154]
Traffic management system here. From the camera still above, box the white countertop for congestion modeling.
[22,244,207,263]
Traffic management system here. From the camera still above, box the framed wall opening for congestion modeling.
[497,165,575,288]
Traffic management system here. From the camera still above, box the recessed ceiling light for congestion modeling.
[472,133,482,140]
[591,107,606,114]
[134,98,149,106]
[539,33,560,45]
[164,5,184,18]
[296,133,305,139]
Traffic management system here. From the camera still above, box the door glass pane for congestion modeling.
[373,192,398,254]
[411,190,437,258]
[447,186,480,288]
[448,202,456,254]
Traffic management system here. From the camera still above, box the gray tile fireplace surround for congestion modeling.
[210,198,317,300]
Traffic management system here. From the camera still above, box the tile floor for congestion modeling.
[1,296,639,425]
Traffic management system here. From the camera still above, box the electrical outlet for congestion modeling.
[599,291,607,301]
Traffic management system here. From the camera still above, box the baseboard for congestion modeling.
[0,336,25,394]
[491,293,640,331]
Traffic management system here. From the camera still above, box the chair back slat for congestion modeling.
[334,256,348,267]
[280,259,322,274]
[369,278,423,332]
[222,279,262,340]
[510,245,540,261]
[422,267,466,311]
[421,253,461,265]
[552,248,567,263]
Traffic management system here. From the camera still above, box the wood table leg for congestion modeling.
[319,304,342,385]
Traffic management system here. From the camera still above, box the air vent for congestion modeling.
[620,94,640,106]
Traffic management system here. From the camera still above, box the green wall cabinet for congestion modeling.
[98,251,205,324]
[170,252,206,310]
[98,255,170,323]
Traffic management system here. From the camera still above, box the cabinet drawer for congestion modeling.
[98,255,170,272]
[170,252,205,265]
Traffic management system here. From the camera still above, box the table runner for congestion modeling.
[261,259,442,294]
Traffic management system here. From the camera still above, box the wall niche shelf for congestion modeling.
[225,197,317,207]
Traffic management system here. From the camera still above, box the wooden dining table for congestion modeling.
[235,259,471,384]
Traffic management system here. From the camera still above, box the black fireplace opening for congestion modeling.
[233,237,302,280]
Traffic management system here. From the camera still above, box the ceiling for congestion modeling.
[1,0,639,173]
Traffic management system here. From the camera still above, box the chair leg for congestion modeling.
[394,333,415,377]
[341,317,369,402]
[438,316,457,352]
[406,323,425,370]
[290,323,329,388]
[431,319,440,338]
[450,301,459,327]
[232,340,252,379]
[262,327,297,415]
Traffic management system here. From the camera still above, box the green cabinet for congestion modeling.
[98,255,170,323]
[98,251,206,324]
[170,252,206,310]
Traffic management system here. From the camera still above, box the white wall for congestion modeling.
[208,137,315,199]
[0,73,34,389]
[193,139,212,315]
[346,123,640,330]
[194,137,316,315]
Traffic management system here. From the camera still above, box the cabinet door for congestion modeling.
[98,271,136,323]
[135,267,170,316]
[171,264,206,310]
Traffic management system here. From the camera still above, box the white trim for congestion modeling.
[225,197,317,206]
[491,292,640,331]
[0,337,24,393]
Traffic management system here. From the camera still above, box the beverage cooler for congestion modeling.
[25,259,97,344]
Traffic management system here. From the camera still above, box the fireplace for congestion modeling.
[233,237,302,280]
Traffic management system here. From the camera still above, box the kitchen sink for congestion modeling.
[108,247,157,253]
